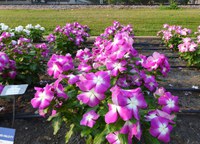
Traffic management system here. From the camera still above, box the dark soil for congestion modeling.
[0,38,200,144]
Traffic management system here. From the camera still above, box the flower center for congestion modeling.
[158,124,168,135]
[113,62,121,69]
[167,99,175,108]
[86,114,93,121]
[127,97,138,109]
[93,76,104,85]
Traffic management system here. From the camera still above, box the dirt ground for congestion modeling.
[0,38,200,144]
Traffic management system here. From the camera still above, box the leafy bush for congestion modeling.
[0,32,49,85]
[31,21,179,144]
[0,23,45,42]
[157,24,191,51]
[158,24,200,67]
[47,22,90,55]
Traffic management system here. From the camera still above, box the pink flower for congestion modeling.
[78,63,92,72]
[120,121,142,143]
[0,52,9,64]
[117,77,130,88]
[149,117,173,143]
[31,84,54,109]
[78,71,110,93]
[54,83,68,99]
[106,131,121,144]
[77,88,105,107]
[122,88,147,120]
[47,54,74,78]
[145,109,175,123]
[106,60,127,76]
[158,92,179,114]
[154,87,166,98]
[105,103,132,124]
[80,110,99,128]
[76,48,92,62]
[66,74,79,85]
[47,34,56,43]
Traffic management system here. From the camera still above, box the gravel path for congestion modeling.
[0,5,199,10]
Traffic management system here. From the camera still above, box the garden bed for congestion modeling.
[0,37,200,144]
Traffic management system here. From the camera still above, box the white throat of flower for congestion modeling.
[93,76,104,85]
[167,99,175,108]
[158,124,168,135]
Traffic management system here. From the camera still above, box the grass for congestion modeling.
[0,8,199,36]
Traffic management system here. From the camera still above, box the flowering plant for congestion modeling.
[0,23,10,34]
[178,26,200,67]
[25,24,45,42]
[0,32,49,85]
[0,23,45,42]
[47,22,90,55]
[159,24,200,67]
[157,24,191,51]
[31,22,179,143]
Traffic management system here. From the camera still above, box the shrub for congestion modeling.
[47,22,90,55]
[0,32,49,85]
[31,22,179,143]
[157,24,191,51]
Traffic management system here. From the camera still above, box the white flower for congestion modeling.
[11,40,17,45]
[35,24,41,29]
[23,29,30,35]
[40,27,45,31]
[26,24,33,29]
[1,23,9,31]
[15,26,24,32]
[10,32,15,37]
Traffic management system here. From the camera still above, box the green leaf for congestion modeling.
[86,135,93,144]
[143,130,160,144]
[93,126,108,144]
[52,115,62,135]
[118,133,128,144]
[65,124,74,143]
[111,77,118,86]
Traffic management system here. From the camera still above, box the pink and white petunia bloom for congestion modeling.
[144,52,165,71]
[117,77,130,88]
[78,71,110,93]
[76,48,92,62]
[154,87,166,98]
[47,54,74,78]
[145,109,175,124]
[80,110,99,128]
[122,88,147,120]
[77,88,105,107]
[105,103,132,124]
[149,117,173,143]
[78,63,92,72]
[0,52,9,64]
[106,131,121,144]
[54,83,68,99]
[120,121,142,143]
[158,92,179,114]
[31,84,54,109]
[106,60,127,76]
[66,74,79,85]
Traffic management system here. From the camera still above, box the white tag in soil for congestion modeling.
[0,84,28,96]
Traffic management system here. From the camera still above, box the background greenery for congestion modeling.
[0,8,199,36]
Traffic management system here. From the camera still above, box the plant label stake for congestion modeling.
[0,84,28,127]
[0,127,15,144]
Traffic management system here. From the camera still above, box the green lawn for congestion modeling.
[0,8,199,36]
